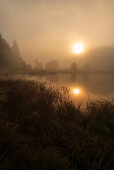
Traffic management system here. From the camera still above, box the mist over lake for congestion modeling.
[0,0,114,169]
[1,73,114,103]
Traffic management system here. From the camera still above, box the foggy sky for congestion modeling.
[0,0,114,65]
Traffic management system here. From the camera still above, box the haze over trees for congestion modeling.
[0,34,31,71]
[35,59,43,70]
[45,60,59,71]
[84,46,114,73]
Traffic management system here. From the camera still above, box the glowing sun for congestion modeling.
[73,88,80,95]
[72,43,84,54]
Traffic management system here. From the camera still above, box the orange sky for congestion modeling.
[0,0,114,64]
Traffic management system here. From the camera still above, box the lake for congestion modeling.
[2,73,114,104]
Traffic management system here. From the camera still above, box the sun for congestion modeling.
[73,88,80,95]
[72,43,84,54]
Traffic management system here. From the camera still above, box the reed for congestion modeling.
[0,80,113,170]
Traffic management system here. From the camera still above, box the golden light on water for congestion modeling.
[72,43,85,54]
[73,88,80,95]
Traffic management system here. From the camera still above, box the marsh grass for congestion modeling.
[0,80,113,170]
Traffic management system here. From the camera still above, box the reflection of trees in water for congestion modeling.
[41,74,114,97]
[46,75,59,83]
[70,74,77,82]
[79,74,114,95]
[81,74,90,83]
[61,74,114,96]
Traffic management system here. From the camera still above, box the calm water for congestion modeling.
[3,73,114,103]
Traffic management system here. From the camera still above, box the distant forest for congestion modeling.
[0,34,30,70]
[1,34,114,74]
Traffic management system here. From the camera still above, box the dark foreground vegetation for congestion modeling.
[0,80,113,170]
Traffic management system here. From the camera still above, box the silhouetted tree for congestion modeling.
[35,58,38,66]
[35,59,43,70]
[70,62,78,73]
[0,34,13,68]
[0,34,30,70]
[12,40,20,58]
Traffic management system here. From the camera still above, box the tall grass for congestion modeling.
[0,80,113,170]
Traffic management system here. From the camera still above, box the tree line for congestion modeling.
[0,34,31,70]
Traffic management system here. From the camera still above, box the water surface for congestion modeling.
[3,73,114,103]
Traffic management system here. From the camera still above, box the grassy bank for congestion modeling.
[0,80,114,170]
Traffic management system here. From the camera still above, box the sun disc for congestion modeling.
[72,43,84,54]
[73,88,80,94]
